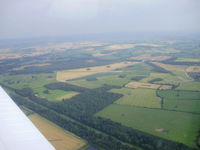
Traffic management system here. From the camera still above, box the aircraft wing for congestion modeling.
[0,86,56,150]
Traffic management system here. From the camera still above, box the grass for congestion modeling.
[68,73,146,88]
[163,99,200,113]
[29,113,86,150]
[0,73,56,89]
[141,73,180,85]
[172,71,193,81]
[157,90,200,100]
[176,82,200,91]
[96,104,200,148]
[0,73,78,101]
[110,88,161,108]
[125,81,172,90]
[34,88,78,101]
[120,63,154,76]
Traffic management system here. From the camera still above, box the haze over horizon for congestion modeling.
[0,0,200,39]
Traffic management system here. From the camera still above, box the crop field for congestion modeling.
[0,73,79,101]
[146,48,180,54]
[130,54,171,61]
[172,71,193,81]
[186,66,200,72]
[125,81,172,90]
[104,44,135,51]
[175,58,200,63]
[34,89,79,101]
[157,90,200,100]
[56,61,139,81]
[96,104,200,148]
[29,114,86,150]
[110,88,161,108]
[1,38,200,150]
[163,99,200,113]
[141,73,181,85]
[0,73,56,89]
[151,62,186,71]
[176,82,200,91]
[92,52,114,57]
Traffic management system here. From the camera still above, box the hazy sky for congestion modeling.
[0,0,200,39]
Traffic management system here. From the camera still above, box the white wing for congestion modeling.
[0,86,56,150]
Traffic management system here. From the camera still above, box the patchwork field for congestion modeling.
[96,104,200,148]
[1,39,200,150]
[0,73,79,101]
[56,61,139,81]
[125,81,172,90]
[151,62,186,71]
[29,114,86,150]
[110,88,161,108]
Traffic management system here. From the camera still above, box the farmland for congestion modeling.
[110,88,161,108]
[56,61,139,81]
[0,37,200,150]
[125,81,172,90]
[96,104,200,148]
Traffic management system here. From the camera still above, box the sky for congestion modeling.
[0,0,200,39]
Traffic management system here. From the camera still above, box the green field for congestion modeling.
[0,73,78,101]
[141,73,180,85]
[120,63,154,76]
[68,63,155,89]
[176,82,200,91]
[163,99,200,113]
[111,88,161,108]
[157,90,200,100]
[0,73,56,89]
[96,104,200,148]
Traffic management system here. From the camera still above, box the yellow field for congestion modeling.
[57,61,139,81]
[175,58,200,63]
[125,81,172,90]
[29,114,86,150]
[104,43,162,51]
[56,93,79,101]
[186,66,200,72]
[105,44,135,51]
[152,62,186,71]
[130,54,171,61]
[92,53,113,57]
[32,42,105,52]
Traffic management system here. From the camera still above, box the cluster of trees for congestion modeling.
[5,51,117,75]
[188,72,200,81]
[162,58,200,66]
[12,82,195,150]
[10,92,137,150]
[131,76,146,81]
[148,78,163,83]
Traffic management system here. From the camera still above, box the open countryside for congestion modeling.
[0,37,200,150]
